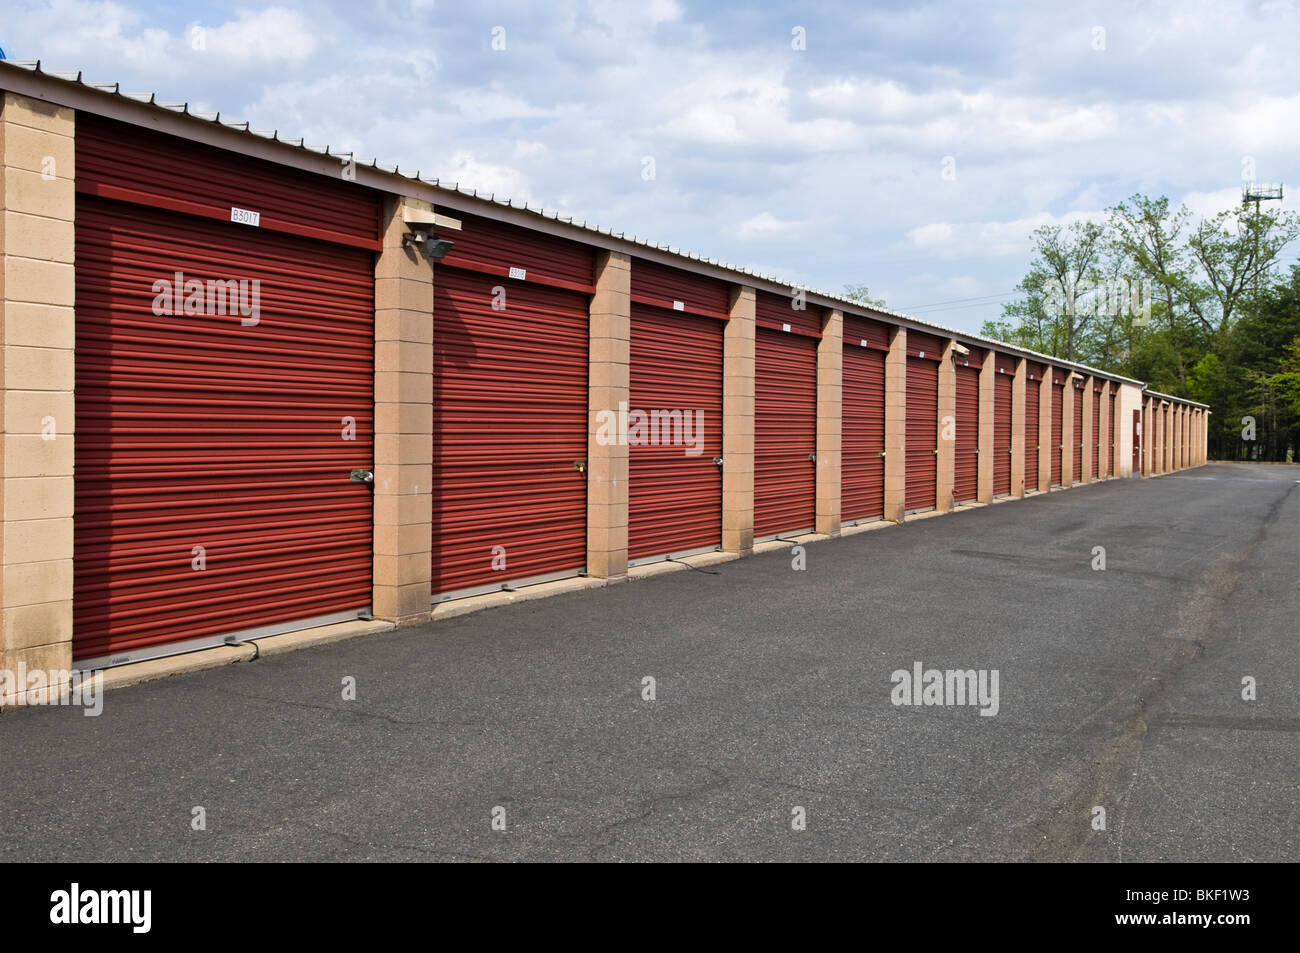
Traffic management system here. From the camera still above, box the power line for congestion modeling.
[904,299,1024,316]
[902,290,1021,313]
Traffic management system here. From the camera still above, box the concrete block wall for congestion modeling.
[936,340,956,514]
[1011,359,1027,497]
[372,196,435,626]
[1036,371,1052,492]
[0,84,1216,676]
[816,308,842,536]
[882,326,907,523]
[0,93,76,704]
[722,286,756,554]
[586,250,631,580]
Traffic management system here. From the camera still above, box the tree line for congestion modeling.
[979,194,1299,462]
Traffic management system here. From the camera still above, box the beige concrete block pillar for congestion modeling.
[373,196,434,625]
[1,93,76,704]
[1037,371,1052,492]
[816,308,842,536]
[883,326,907,522]
[1170,405,1180,473]
[722,286,755,555]
[586,250,631,580]
[1181,407,1188,469]
[1011,358,1027,497]
[936,340,956,514]
[976,350,995,502]
[1082,378,1095,482]
[1102,382,1112,475]
[1142,398,1153,476]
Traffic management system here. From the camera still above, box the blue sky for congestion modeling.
[4,0,1299,332]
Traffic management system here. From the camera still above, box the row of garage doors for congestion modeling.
[70,114,1122,667]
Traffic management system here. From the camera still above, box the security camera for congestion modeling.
[402,229,455,260]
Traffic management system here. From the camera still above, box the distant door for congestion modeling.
[1132,410,1141,473]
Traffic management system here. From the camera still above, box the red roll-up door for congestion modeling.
[953,360,979,503]
[1024,361,1042,491]
[1051,376,1064,486]
[993,354,1015,496]
[74,197,376,665]
[842,315,890,522]
[1091,382,1102,479]
[905,331,942,511]
[1072,380,1085,482]
[755,327,818,537]
[432,265,590,597]
[73,116,381,667]
[1108,390,1117,475]
[628,303,724,561]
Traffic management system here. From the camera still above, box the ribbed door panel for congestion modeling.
[432,266,588,596]
[1108,391,1117,474]
[994,371,1013,495]
[905,357,939,510]
[756,291,822,338]
[1091,386,1102,479]
[437,211,594,292]
[1051,382,1064,485]
[842,343,886,521]
[630,259,730,319]
[74,197,375,662]
[1025,377,1040,489]
[755,328,817,536]
[953,365,979,502]
[77,114,381,249]
[629,305,723,559]
[1072,384,1085,482]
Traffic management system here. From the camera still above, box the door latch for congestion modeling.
[809,453,817,463]
[350,469,374,484]
[712,457,724,468]
[574,460,587,475]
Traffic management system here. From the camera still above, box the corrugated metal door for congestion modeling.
[74,117,381,667]
[1051,375,1064,486]
[1109,390,1117,474]
[628,303,724,561]
[74,198,376,665]
[1072,380,1085,482]
[993,354,1015,496]
[953,358,980,503]
[841,315,890,522]
[905,332,942,511]
[755,291,820,536]
[1091,381,1103,479]
[1024,362,1042,490]
[1132,410,1141,473]
[432,263,590,598]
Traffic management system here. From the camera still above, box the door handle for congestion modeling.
[350,469,374,484]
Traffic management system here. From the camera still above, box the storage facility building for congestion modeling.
[0,62,1211,674]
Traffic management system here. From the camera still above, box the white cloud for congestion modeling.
[733,211,803,240]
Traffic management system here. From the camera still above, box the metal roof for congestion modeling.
[0,58,1180,393]
[1144,389,1210,409]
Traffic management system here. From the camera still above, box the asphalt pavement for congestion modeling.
[2,462,1296,862]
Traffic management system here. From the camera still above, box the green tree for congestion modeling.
[843,283,887,308]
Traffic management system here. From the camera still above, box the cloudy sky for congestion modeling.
[4,0,1299,332]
